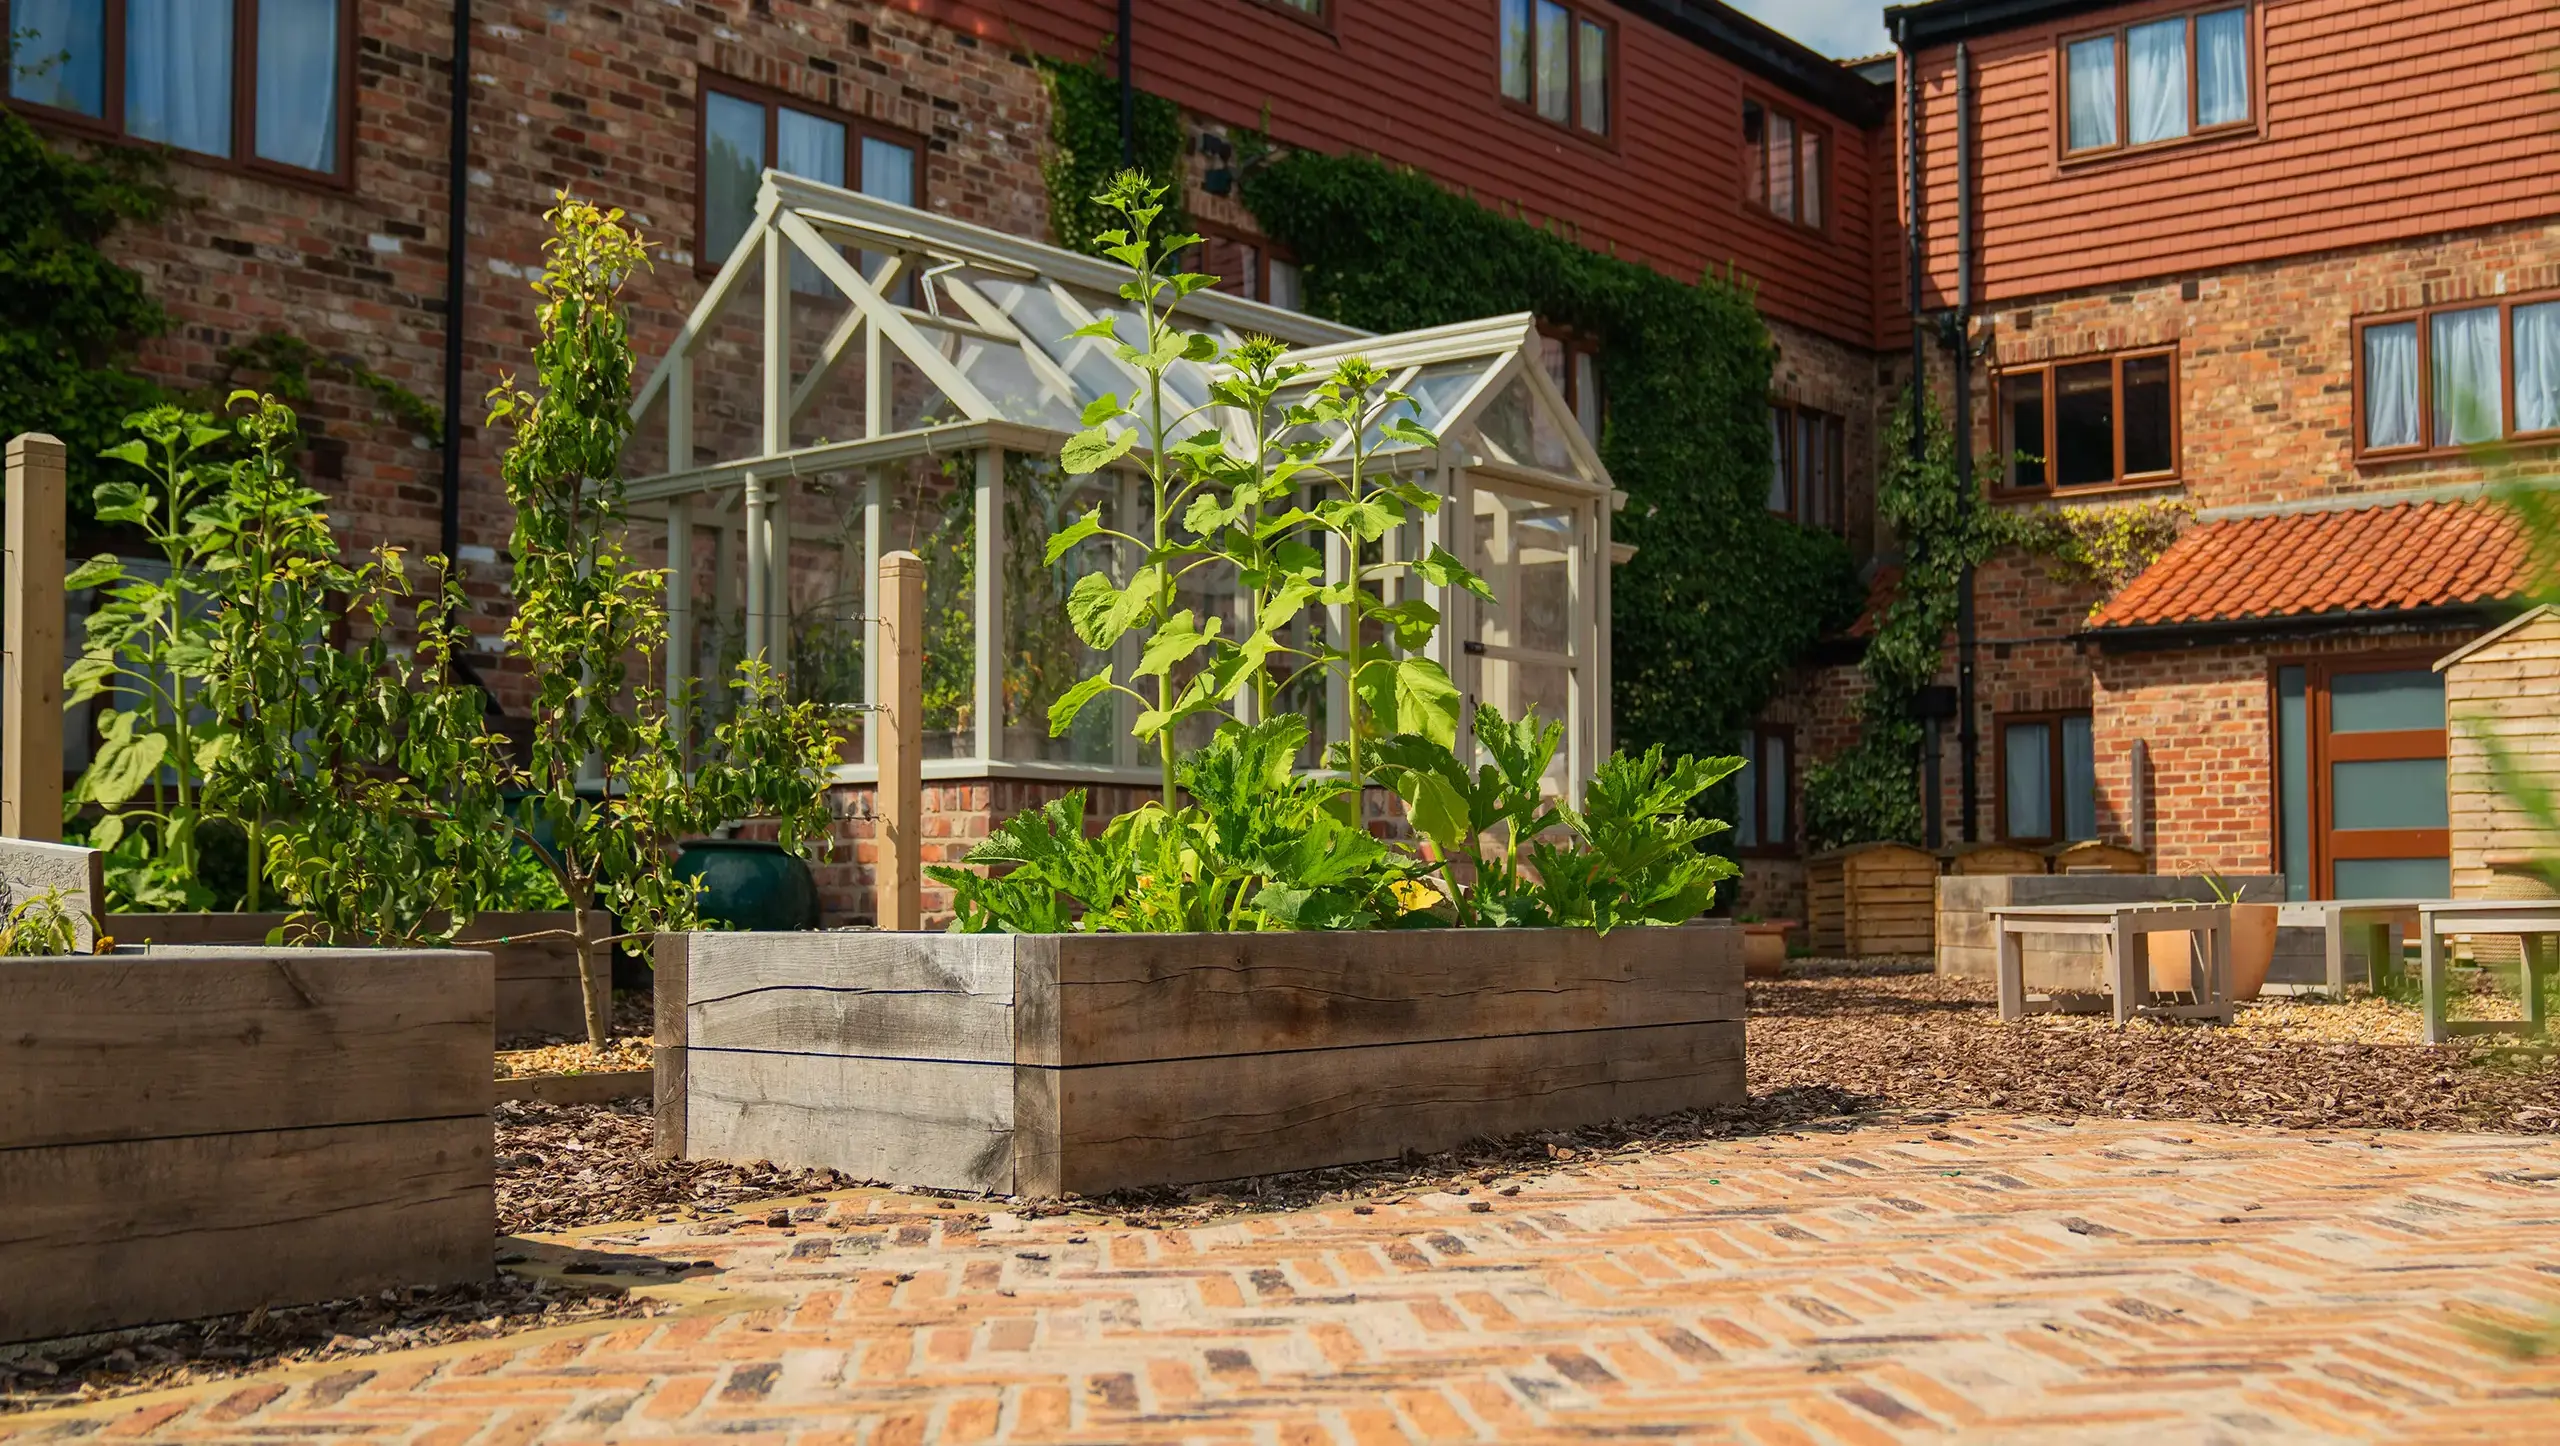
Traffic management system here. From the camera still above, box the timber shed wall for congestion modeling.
[2443,609,2560,900]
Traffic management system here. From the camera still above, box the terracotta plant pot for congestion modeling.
[2144,903,2280,1000]
[1740,920,1795,978]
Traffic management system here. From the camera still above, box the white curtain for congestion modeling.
[2363,321,2419,449]
[2066,37,2118,150]
[2197,8,2249,127]
[1733,734,1760,847]
[126,0,234,157]
[2431,307,2503,446]
[860,137,915,206]
[2515,303,2560,433]
[2062,715,2097,841]
[2128,19,2188,145]
[9,0,105,115]
[778,109,845,295]
[255,0,339,172]
[702,92,764,262]
[1534,0,1569,122]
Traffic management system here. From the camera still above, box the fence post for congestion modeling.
[877,549,925,930]
[5,434,65,842]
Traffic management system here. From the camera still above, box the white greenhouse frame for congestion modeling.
[626,171,1629,796]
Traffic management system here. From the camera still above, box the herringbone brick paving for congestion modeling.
[9,1116,2558,1443]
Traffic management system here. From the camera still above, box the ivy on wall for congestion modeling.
[1231,151,1862,759]
[0,110,439,527]
[1800,392,2194,849]
[1035,55,1188,253]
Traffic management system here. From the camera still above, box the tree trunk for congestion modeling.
[576,921,611,1048]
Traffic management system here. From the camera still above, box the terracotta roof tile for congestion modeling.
[2088,498,2528,631]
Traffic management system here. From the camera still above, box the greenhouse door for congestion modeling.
[1460,479,1593,794]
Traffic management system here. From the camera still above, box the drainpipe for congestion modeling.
[1116,0,1135,168]
[1900,32,1923,477]
[1953,40,1981,844]
[440,0,470,566]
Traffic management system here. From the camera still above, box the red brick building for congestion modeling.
[9,0,2548,920]
[1782,0,2551,919]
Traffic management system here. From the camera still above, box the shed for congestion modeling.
[1806,842,1936,956]
[2046,840,2150,875]
[2438,605,2560,901]
[1939,842,2047,877]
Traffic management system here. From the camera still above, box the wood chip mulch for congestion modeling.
[495,1038,654,1079]
[495,1100,851,1234]
[0,1274,655,1416]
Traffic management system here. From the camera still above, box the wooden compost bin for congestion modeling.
[1806,843,1936,955]
[2441,606,2560,904]
[1940,843,2047,877]
[1938,873,2283,987]
[2046,840,2150,874]
[108,910,599,1042]
[655,924,1745,1196]
[0,946,493,1343]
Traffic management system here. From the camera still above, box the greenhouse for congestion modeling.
[625,171,1626,796]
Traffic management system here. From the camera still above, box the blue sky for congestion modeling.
[1723,0,1893,60]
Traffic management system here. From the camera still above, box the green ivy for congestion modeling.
[1037,56,1188,253]
[214,332,444,445]
[1232,151,1861,759]
[0,108,174,522]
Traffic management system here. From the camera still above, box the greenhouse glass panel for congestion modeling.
[1002,455,1122,764]
[878,451,979,758]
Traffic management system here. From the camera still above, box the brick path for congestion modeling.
[10,1116,2560,1443]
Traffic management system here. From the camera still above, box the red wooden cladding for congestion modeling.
[914,0,1893,349]
[1908,0,2560,308]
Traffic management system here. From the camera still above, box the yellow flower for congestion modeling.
[1390,878,1443,913]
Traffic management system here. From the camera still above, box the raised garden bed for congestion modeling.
[106,910,601,1043]
[0,947,494,1344]
[655,923,1745,1197]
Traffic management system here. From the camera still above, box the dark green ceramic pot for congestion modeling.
[674,839,820,931]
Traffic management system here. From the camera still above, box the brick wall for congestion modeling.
[88,0,1049,661]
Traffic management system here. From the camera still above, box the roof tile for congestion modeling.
[2087,498,2529,631]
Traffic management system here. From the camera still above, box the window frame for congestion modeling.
[1991,345,2182,498]
[2351,288,2560,462]
[1542,325,1605,444]
[0,0,359,189]
[1733,723,1796,857]
[1186,221,1301,309]
[693,73,929,277]
[1741,93,1829,234]
[2267,653,2451,901]
[1240,0,1332,32]
[2055,2,2258,165]
[1495,0,1615,144]
[1766,399,1846,534]
[1993,708,2097,848]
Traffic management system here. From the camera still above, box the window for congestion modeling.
[1185,227,1302,311]
[2062,5,2251,157]
[2274,663,2448,901]
[1540,330,1604,444]
[1743,98,1826,229]
[1998,711,2097,846]
[1732,725,1793,853]
[699,78,921,284]
[2356,294,2560,457]
[1767,401,1845,532]
[1498,0,1610,137]
[1996,349,2177,493]
[4,0,350,179]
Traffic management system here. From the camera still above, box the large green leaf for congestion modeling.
[1047,667,1116,737]
[1399,769,1474,861]
[1133,609,1220,680]
[1061,425,1136,476]
[1065,565,1158,649]
[82,723,169,807]
[1044,507,1106,565]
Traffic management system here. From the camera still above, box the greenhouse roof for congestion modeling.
[626,172,1614,501]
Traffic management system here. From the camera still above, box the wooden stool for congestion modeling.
[2416,900,2560,1046]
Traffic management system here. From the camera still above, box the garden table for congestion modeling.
[1987,901,2233,1026]
[2416,899,2560,1046]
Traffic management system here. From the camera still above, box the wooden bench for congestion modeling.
[2417,899,2559,1047]
[2283,899,2427,999]
[1988,902,2233,1026]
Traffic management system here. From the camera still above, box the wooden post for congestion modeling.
[877,550,925,930]
[5,434,65,842]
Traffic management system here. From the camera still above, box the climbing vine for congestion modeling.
[1231,150,1862,760]
[1801,393,2195,848]
[1036,56,1188,254]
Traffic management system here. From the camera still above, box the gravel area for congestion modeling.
[495,1039,653,1078]
[0,1276,654,1416]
